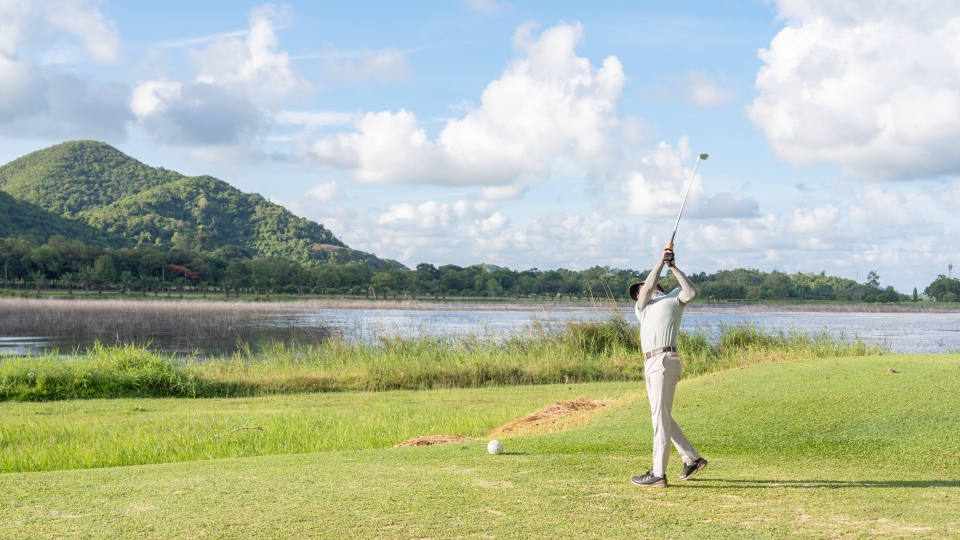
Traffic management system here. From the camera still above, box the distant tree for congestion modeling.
[78,268,94,295]
[292,270,311,295]
[29,247,63,277]
[31,270,44,296]
[924,275,960,302]
[120,271,134,295]
[912,287,919,302]
[93,255,116,286]
[371,272,397,295]
[171,277,185,298]
[220,275,234,297]
[61,272,74,295]
[138,275,150,297]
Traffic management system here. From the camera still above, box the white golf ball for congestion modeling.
[487,439,504,455]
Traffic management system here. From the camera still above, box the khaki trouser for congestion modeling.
[644,351,700,477]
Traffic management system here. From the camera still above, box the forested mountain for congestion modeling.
[0,190,120,246]
[0,141,398,267]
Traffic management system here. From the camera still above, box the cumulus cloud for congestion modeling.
[132,4,311,153]
[132,81,261,145]
[674,71,737,108]
[304,181,344,203]
[478,184,529,200]
[785,203,840,236]
[0,56,46,121]
[189,4,312,104]
[849,184,930,237]
[0,0,120,63]
[0,0,130,139]
[624,139,757,219]
[308,22,625,185]
[748,0,960,180]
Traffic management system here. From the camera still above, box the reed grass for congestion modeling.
[0,298,331,353]
[0,316,886,401]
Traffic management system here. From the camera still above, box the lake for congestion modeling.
[1,300,958,355]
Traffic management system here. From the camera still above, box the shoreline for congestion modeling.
[2,296,958,313]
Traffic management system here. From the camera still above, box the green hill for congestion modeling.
[0,190,120,246]
[0,141,397,266]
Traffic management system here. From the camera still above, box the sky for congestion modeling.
[2,0,959,292]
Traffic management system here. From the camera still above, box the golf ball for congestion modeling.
[487,439,504,455]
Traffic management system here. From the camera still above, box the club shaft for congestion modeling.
[670,157,702,244]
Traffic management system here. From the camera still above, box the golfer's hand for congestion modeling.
[662,242,675,267]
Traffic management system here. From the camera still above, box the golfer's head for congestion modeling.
[629,281,664,301]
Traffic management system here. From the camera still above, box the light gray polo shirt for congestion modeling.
[634,288,688,354]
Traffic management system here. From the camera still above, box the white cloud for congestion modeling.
[132,81,262,145]
[308,22,625,186]
[0,0,120,63]
[304,181,344,203]
[624,139,756,219]
[849,184,930,237]
[0,0,129,139]
[0,56,46,120]
[321,48,412,82]
[189,4,312,104]
[478,184,529,200]
[675,71,736,108]
[132,4,310,154]
[748,0,960,180]
[785,203,840,236]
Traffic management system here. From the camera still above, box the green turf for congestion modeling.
[0,381,637,472]
[1,354,959,538]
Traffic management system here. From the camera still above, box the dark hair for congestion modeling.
[629,281,665,301]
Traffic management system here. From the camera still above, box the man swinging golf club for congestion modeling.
[629,243,707,487]
[630,153,709,488]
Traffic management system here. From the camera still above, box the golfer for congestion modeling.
[629,241,707,487]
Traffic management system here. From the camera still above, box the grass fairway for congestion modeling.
[2,354,959,538]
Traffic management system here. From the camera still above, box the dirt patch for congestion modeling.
[394,435,480,447]
[490,397,611,436]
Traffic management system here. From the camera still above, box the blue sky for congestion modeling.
[2,0,959,292]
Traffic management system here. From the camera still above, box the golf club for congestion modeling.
[669,153,708,244]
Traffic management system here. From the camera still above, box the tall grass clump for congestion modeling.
[0,343,202,400]
[0,316,887,401]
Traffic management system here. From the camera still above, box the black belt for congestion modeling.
[644,346,678,359]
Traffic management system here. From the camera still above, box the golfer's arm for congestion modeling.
[672,266,699,303]
[637,259,665,311]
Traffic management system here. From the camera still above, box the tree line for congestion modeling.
[0,235,952,302]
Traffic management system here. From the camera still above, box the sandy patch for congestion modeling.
[395,435,480,447]
[489,397,612,437]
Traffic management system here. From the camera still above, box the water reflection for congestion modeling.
[2,303,959,356]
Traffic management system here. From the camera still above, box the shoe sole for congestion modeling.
[679,460,708,481]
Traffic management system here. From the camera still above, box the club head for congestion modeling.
[699,154,709,160]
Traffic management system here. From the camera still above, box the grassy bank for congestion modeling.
[1,354,957,538]
[0,319,884,401]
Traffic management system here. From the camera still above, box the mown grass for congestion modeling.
[1,354,958,539]
[0,318,884,400]
[0,381,637,473]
